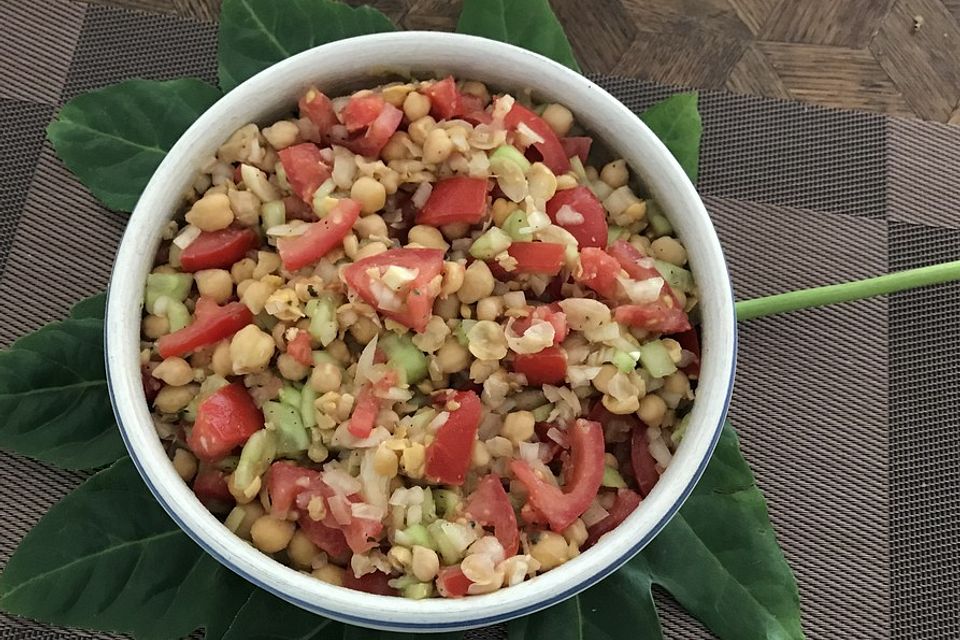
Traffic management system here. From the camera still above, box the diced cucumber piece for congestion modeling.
[199,374,230,399]
[233,429,278,492]
[654,259,694,294]
[396,523,434,549]
[638,340,677,378]
[602,466,627,488]
[275,163,291,192]
[672,413,691,446]
[279,385,302,409]
[261,200,285,232]
[454,320,476,347]
[434,489,461,519]
[502,210,533,242]
[145,273,193,314]
[607,225,629,246]
[263,400,310,456]
[646,200,674,237]
[531,403,554,423]
[402,582,434,600]
[223,506,246,533]
[421,488,438,525]
[611,350,637,372]
[490,144,532,172]
[305,296,338,346]
[162,299,191,332]
[469,227,512,260]
[389,574,421,590]
[311,179,336,216]
[428,521,463,565]
[381,334,428,384]
[300,385,317,429]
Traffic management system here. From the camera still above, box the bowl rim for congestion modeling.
[106,30,737,632]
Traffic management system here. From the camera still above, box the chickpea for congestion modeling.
[401,442,426,479]
[194,269,233,303]
[351,176,387,215]
[664,371,690,395]
[471,439,491,467]
[354,214,388,239]
[440,222,470,240]
[210,340,233,377]
[501,411,535,444]
[434,293,461,320]
[152,357,194,386]
[228,189,261,227]
[287,530,319,568]
[638,393,667,428]
[326,339,351,364]
[556,173,578,190]
[172,448,197,482]
[154,383,199,413]
[312,564,345,586]
[491,198,516,226]
[408,225,449,251]
[349,316,379,343]
[142,314,170,339]
[241,279,280,314]
[403,91,431,122]
[600,159,629,189]
[440,262,465,298]
[591,364,619,394]
[458,261,495,304]
[476,296,504,322]
[250,516,296,553]
[262,120,300,150]
[234,501,265,540]
[541,103,574,137]
[412,545,440,582]
[650,236,687,266]
[354,241,388,260]
[343,232,359,259]
[310,362,342,394]
[373,443,399,478]
[277,353,309,381]
[602,393,640,415]
[529,531,570,571]
[387,545,413,570]
[422,127,454,164]
[252,251,282,279]
[381,132,412,162]
[231,257,257,284]
[460,80,490,105]
[408,115,436,146]
[186,192,234,232]
[562,519,588,548]
[435,338,470,374]
[230,325,276,374]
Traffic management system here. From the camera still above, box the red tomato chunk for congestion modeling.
[277,199,361,271]
[417,176,489,226]
[425,390,482,485]
[179,227,258,272]
[187,384,263,462]
[156,297,253,359]
[547,186,608,249]
[278,143,331,203]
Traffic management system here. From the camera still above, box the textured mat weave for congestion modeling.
[2,1,960,638]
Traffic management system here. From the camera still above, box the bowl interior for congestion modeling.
[106,31,736,632]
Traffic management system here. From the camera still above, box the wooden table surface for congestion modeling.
[90,0,960,123]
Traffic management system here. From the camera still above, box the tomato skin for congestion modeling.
[503,102,570,174]
[416,176,489,226]
[286,331,314,367]
[512,304,568,346]
[422,76,463,120]
[672,327,701,378]
[464,474,520,556]
[343,247,445,332]
[157,299,253,359]
[297,513,351,562]
[510,419,605,532]
[607,240,691,333]
[546,186,608,249]
[506,242,565,275]
[436,566,473,598]
[187,384,264,462]
[425,390,482,486]
[180,227,258,272]
[192,468,234,512]
[277,143,331,203]
[342,570,397,596]
[576,247,620,299]
[585,488,642,548]
[560,136,592,164]
[348,370,400,438]
[277,199,361,271]
[631,425,661,497]
[513,346,567,385]
[341,93,386,132]
[606,240,662,281]
[299,88,337,134]
[266,461,322,518]
[343,103,403,157]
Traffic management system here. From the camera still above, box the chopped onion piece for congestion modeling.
[172,224,201,250]
[323,468,362,495]
[382,265,419,291]
[505,318,555,354]
[351,502,386,521]
[355,333,379,386]
[519,441,540,464]
[554,204,585,226]
[266,222,309,237]
[618,275,664,304]
[581,499,610,527]
[516,121,545,146]
[411,181,433,209]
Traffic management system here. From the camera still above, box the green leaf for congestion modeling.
[47,79,221,212]
[508,596,584,640]
[217,0,396,93]
[639,93,702,183]
[69,292,106,320]
[516,423,803,640]
[342,628,462,640]
[456,0,580,72]
[0,457,343,640]
[0,306,123,470]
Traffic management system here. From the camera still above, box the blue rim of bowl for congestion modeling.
[105,284,736,632]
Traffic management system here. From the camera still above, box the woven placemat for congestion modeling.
[3,1,960,638]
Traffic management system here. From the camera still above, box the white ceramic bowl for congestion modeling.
[106,31,736,633]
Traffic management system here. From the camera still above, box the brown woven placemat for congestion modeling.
[3,1,960,638]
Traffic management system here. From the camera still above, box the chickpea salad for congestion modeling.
[141,76,701,599]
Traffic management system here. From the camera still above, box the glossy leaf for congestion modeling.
[639,93,702,183]
[217,0,396,92]
[342,628,463,640]
[508,596,583,640]
[456,0,580,72]
[0,303,123,470]
[47,79,221,212]
[0,457,344,640]
[514,423,803,640]
[70,292,107,320]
